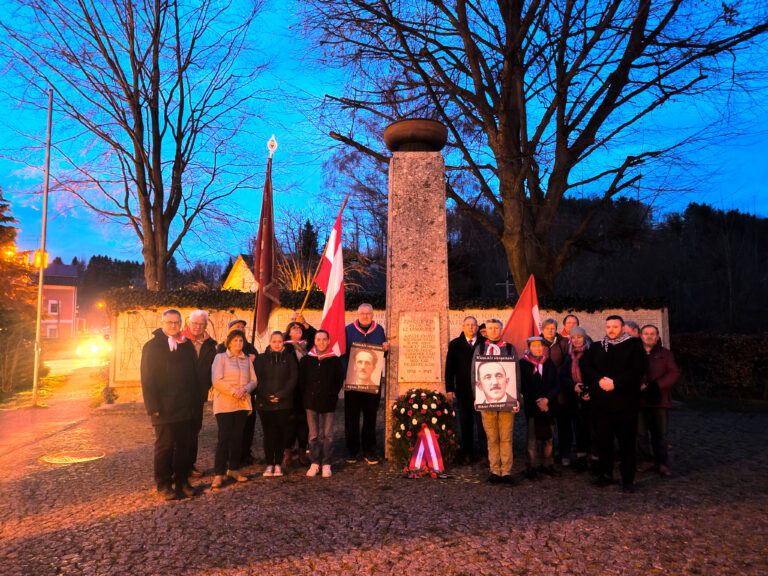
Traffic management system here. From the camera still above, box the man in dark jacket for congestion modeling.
[181,309,218,477]
[445,315,486,464]
[342,303,388,465]
[637,324,680,476]
[140,309,198,500]
[581,315,647,492]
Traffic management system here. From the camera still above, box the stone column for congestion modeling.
[383,119,450,459]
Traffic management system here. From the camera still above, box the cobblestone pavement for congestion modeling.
[1,371,766,575]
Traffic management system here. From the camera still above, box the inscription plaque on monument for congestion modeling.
[398,311,441,383]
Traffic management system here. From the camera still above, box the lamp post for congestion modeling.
[31,88,54,407]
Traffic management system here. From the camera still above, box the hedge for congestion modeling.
[104,288,666,314]
[671,333,768,401]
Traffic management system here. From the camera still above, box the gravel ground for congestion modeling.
[1,375,766,576]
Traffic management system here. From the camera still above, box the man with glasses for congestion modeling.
[141,309,198,500]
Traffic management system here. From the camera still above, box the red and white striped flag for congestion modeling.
[501,274,542,354]
[315,202,347,356]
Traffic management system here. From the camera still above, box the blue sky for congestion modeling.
[1,1,767,268]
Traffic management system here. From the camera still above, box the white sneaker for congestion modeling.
[306,463,320,477]
[272,465,284,477]
[262,465,274,477]
[322,465,332,478]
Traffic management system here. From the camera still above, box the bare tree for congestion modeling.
[301,0,768,294]
[1,0,266,290]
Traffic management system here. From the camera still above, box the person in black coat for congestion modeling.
[445,315,486,464]
[140,309,198,500]
[298,330,344,477]
[580,315,647,492]
[254,331,298,477]
[181,310,218,477]
[217,319,259,464]
[558,326,594,472]
[283,320,316,468]
[520,336,561,479]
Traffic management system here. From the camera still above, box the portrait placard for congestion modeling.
[345,342,385,394]
[473,355,518,411]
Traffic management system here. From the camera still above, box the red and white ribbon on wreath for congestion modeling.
[409,426,444,473]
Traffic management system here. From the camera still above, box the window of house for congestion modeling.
[48,300,59,315]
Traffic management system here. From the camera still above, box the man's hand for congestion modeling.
[151,411,160,417]
[513,404,520,413]
[574,383,583,394]
[446,392,455,403]
[382,342,389,352]
[269,394,279,403]
[536,397,549,412]
[599,377,615,391]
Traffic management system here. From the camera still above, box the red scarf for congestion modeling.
[523,351,546,375]
[570,344,587,384]
[353,320,378,336]
[485,339,508,356]
[181,327,210,343]
[308,346,336,359]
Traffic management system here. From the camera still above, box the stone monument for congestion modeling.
[383,118,450,459]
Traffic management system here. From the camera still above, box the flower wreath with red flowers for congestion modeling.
[388,388,457,470]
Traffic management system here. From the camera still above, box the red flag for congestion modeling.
[254,157,279,335]
[315,201,347,355]
[501,275,542,354]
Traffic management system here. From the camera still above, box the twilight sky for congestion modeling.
[1,1,767,269]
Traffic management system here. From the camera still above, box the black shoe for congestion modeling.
[487,473,503,484]
[346,456,358,464]
[189,466,204,478]
[622,483,636,493]
[501,474,516,485]
[177,482,196,498]
[157,486,177,501]
[594,475,615,488]
[364,455,380,465]
[539,465,561,477]
[525,466,539,480]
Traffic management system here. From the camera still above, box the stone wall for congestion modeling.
[109,306,668,402]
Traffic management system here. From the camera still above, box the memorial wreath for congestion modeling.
[388,388,457,475]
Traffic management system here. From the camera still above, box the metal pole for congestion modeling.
[31,88,54,407]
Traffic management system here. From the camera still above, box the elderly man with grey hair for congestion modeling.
[342,303,388,464]
[472,318,520,484]
[141,309,198,500]
[181,309,218,477]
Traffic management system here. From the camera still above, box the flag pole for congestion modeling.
[31,88,54,408]
[252,136,278,344]
[297,192,351,317]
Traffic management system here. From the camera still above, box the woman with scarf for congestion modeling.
[298,330,344,478]
[210,330,257,489]
[254,331,298,477]
[559,326,594,472]
[520,336,561,480]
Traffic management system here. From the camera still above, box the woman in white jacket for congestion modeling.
[211,330,257,489]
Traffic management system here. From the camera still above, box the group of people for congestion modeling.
[446,314,679,492]
[140,302,677,500]
[140,304,387,500]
